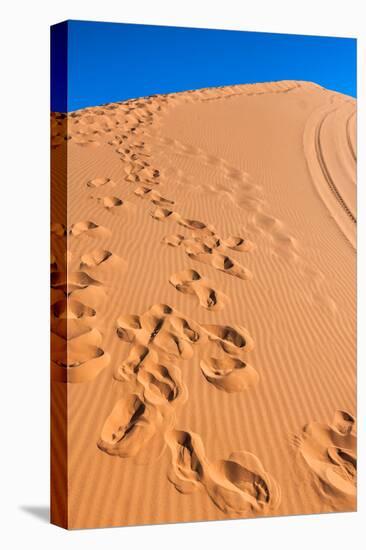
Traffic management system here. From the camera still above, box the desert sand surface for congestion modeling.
[51,80,356,529]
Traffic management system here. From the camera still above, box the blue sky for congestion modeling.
[51,20,356,112]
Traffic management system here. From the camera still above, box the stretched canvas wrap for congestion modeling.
[50,20,357,529]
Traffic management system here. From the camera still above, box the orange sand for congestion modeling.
[51,80,356,529]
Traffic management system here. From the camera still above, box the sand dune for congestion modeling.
[51,80,356,528]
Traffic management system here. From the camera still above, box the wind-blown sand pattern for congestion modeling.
[51,80,356,528]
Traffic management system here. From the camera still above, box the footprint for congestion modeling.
[80,248,112,268]
[134,185,155,198]
[326,447,357,496]
[202,324,254,355]
[51,326,110,382]
[51,271,102,295]
[80,249,125,277]
[210,253,252,280]
[124,166,145,184]
[175,234,220,252]
[152,207,216,237]
[150,195,174,207]
[165,429,207,494]
[169,269,227,311]
[162,233,252,281]
[181,238,211,256]
[67,272,103,293]
[115,146,141,160]
[254,212,298,261]
[151,207,178,221]
[221,236,255,252]
[115,343,152,381]
[52,298,96,319]
[162,234,185,247]
[87,177,115,188]
[295,410,356,504]
[117,304,255,398]
[141,167,161,181]
[116,314,142,343]
[134,186,174,206]
[66,329,106,367]
[126,165,160,185]
[200,356,259,393]
[97,394,157,459]
[178,217,216,236]
[166,429,281,515]
[168,314,203,346]
[50,251,71,273]
[72,137,100,147]
[149,304,202,359]
[69,221,110,238]
[51,315,91,342]
[137,356,187,407]
[199,234,221,250]
[109,138,123,147]
[94,195,126,211]
[153,323,196,360]
[116,143,150,159]
[207,451,281,515]
[116,304,203,362]
[332,410,355,435]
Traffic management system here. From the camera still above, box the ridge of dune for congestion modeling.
[51,79,356,528]
[58,80,343,117]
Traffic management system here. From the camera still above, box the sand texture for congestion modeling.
[50,80,356,529]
